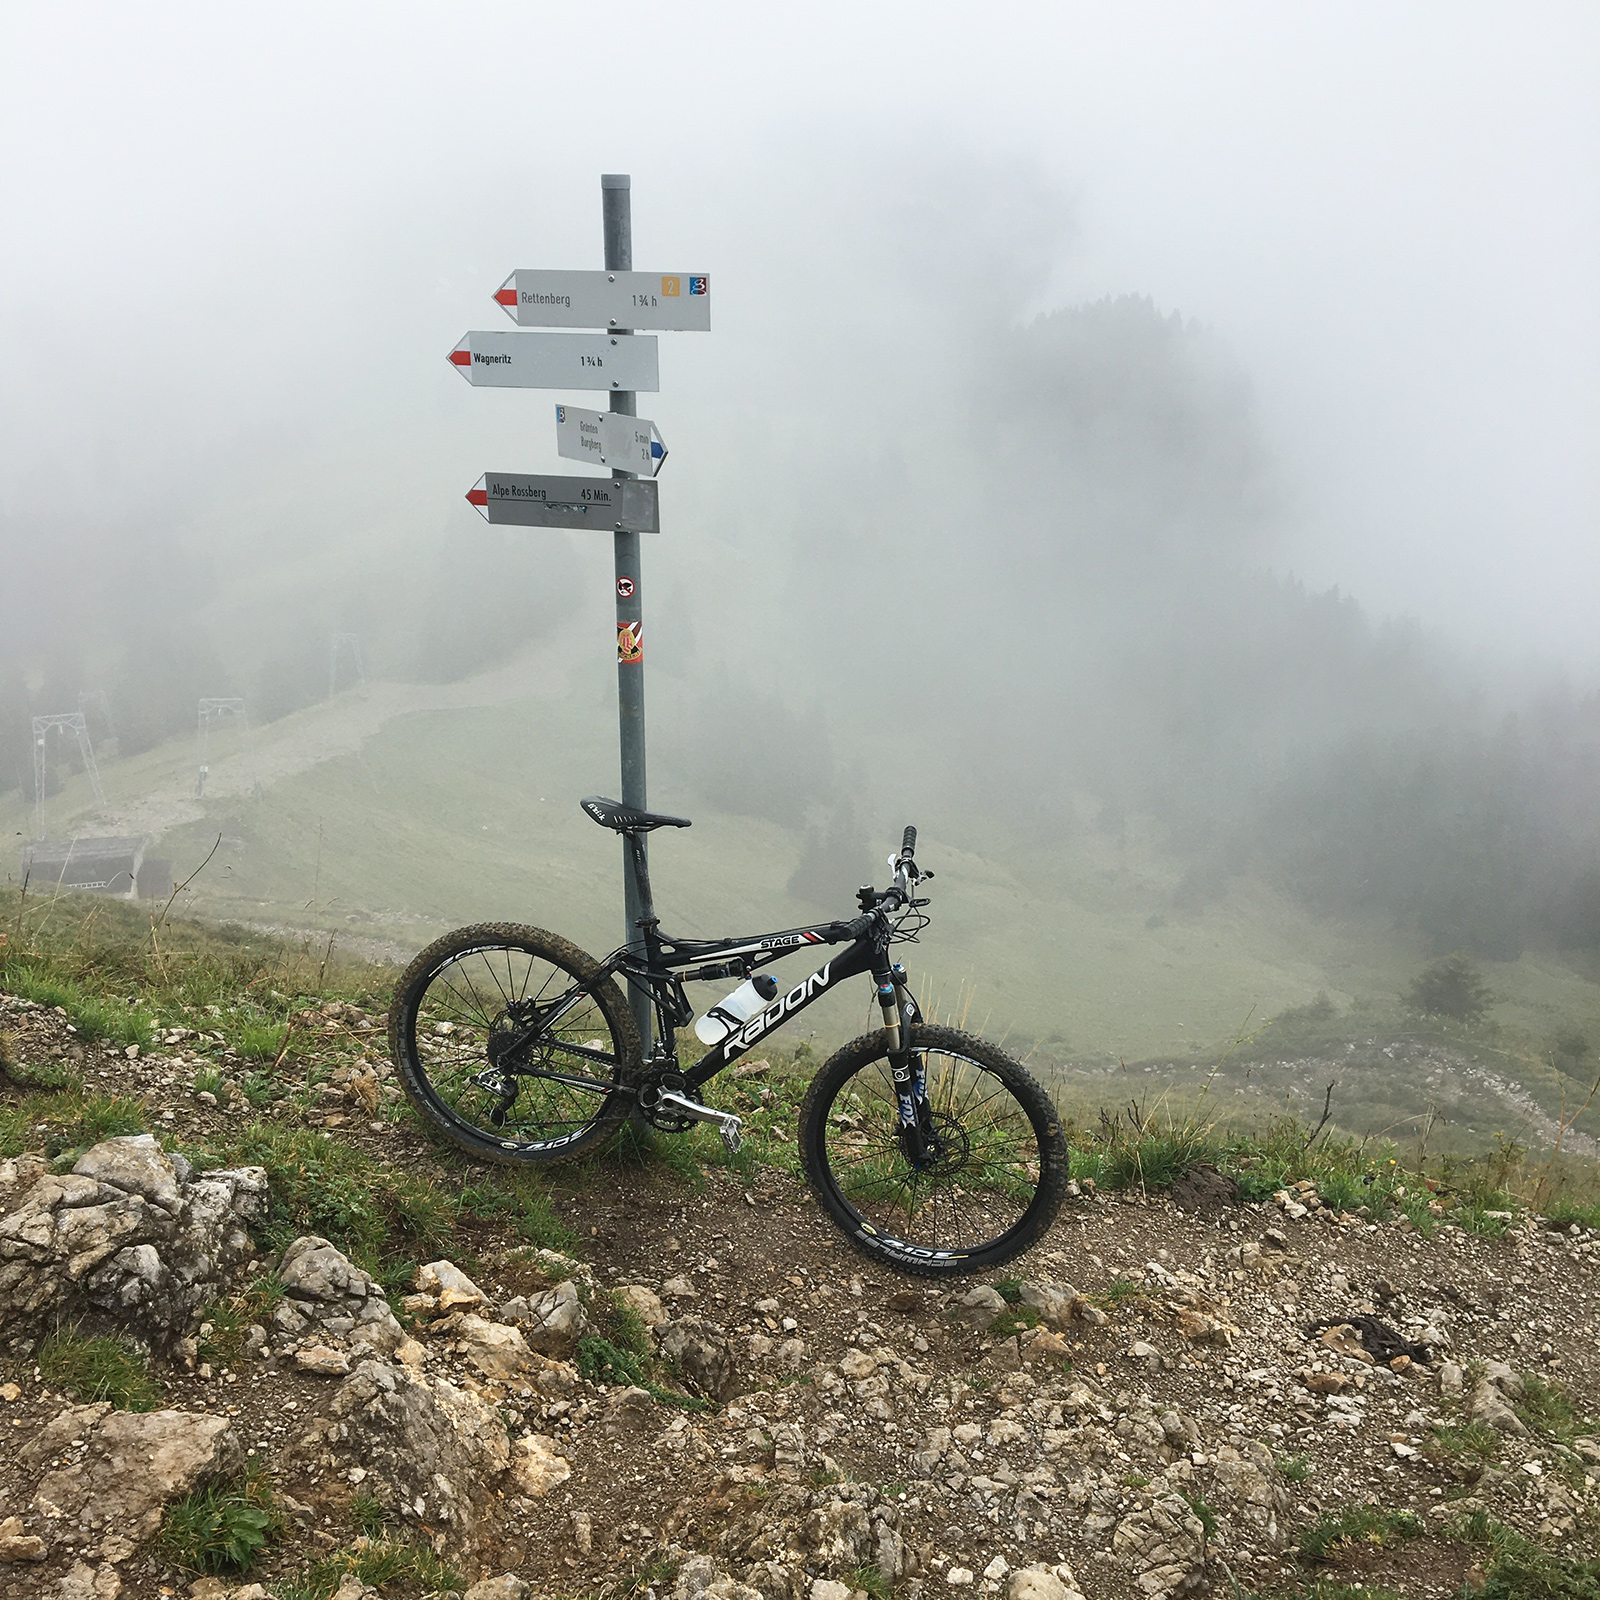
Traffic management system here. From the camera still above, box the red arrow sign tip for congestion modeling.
[448,348,471,366]
[494,289,517,308]
[467,488,489,507]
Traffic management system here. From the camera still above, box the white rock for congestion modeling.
[416,1260,486,1309]
[947,1568,976,1587]
[616,1284,668,1327]
[507,1432,570,1497]
[463,1577,530,1600]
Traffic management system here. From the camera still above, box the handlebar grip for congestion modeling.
[901,825,917,859]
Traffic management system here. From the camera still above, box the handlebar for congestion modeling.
[833,825,927,940]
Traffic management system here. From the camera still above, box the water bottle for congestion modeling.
[694,974,779,1045]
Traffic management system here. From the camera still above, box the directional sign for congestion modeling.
[554,404,667,477]
[466,473,660,534]
[447,331,659,392]
[495,270,710,332]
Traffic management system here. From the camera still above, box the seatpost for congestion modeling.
[627,831,657,926]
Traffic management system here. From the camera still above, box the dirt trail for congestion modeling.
[93,623,586,844]
[4,990,1600,1600]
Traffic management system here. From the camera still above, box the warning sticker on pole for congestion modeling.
[617,622,643,663]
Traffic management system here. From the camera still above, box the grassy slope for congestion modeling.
[7,666,1600,1150]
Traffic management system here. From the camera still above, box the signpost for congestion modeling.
[495,269,710,332]
[554,403,667,477]
[451,174,708,1051]
[447,330,659,392]
[466,472,660,533]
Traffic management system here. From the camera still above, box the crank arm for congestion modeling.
[653,1090,744,1156]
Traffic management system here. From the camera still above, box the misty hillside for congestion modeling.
[6,292,1599,979]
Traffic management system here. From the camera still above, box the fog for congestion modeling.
[3,2,1599,974]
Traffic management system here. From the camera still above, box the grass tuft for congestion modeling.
[37,1324,163,1410]
[158,1471,276,1574]
[1299,1506,1421,1564]
[273,1538,461,1600]
[0,1088,147,1159]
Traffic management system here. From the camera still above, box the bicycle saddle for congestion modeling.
[580,795,692,833]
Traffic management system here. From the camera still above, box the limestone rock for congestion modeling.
[1470,1376,1529,1435]
[277,1236,403,1357]
[1210,1440,1291,1548]
[56,1558,122,1599]
[295,1344,351,1376]
[507,1432,570,1498]
[1175,1308,1234,1346]
[0,1135,266,1352]
[0,1515,46,1562]
[329,1359,510,1551]
[952,1285,1006,1331]
[417,1259,486,1311]
[1010,1569,1086,1600]
[455,1313,540,1382]
[0,1155,49,1194]
[616,1283,668,1327]
[464,1575,529,1600]
[658,1316,739,1401]
[499,1280,589,1356]
[800,1494,874,1568]
[601,1385,659,1436]
[1112,1494,1208,1595]
[674,1554,763,1600]
[25,1406,241,1542]
[1017,1282,1076,1328]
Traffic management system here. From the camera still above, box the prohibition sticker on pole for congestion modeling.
[447,331,660,392]
[466,473,660,533]
[555,403,667,477]
[616,576,635,598]
[495,270,710,332]
[618,622,643,663]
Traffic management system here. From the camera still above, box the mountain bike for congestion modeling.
[388,799,1068,1275]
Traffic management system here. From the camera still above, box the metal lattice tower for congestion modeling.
[32,713,106,840]
[196,698,259,799]
[328,633,366,700]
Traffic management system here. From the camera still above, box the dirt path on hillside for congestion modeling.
[94,620,586,844]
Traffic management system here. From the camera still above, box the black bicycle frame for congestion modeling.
[595,831,915,1093]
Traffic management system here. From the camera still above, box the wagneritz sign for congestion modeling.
[495,270,710,332]
[466,473,660,534]
[554,404,667,477]
[447,331,660,392]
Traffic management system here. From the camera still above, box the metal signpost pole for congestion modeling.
[602,173,653,1055]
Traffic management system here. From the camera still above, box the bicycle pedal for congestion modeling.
[654,1089,743,1155]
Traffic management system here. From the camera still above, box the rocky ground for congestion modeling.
[3,989,1600,1600]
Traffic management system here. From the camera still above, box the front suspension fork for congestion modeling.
[877,962,936,1163]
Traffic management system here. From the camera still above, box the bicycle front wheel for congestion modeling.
[388,923,640,1165]
[798,1023,1068,1276]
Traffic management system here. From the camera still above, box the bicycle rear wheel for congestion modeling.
[388,923,640,1165]
[798,1023,1068,1276]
